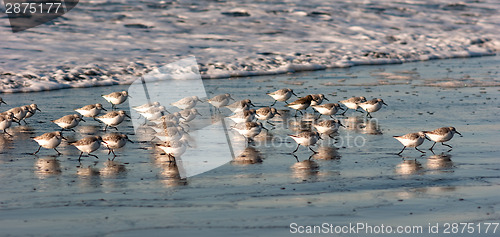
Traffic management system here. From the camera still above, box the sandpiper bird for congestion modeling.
[393,131,427,155]
[311,103,343,118]
[139,106,169,121]
[75,103,106,121]
[232,121,264,143]
[0,97,6,106]
[207,93,233,113]
[285,95,318,117]
[155,126,183,142]
[359,98,387,118]
[149,120,180,133]
[423,127,462,150]
[310,94,328,106]
[133,101,160,113]
[179,108,202,123]
[52,114,85,132]
[8,106,29,125]
[102,91,129,110]
[313,119,344,138]
[267,88,297,106]
[171,96,203,110]
[255,107,280,126]
[339,96,367,115]
[33,131,66,156]
[289,131,321,153]
[227,99,255,113]
[228,109,256,123]
[96,110,130,131]
[0,112,15,136]
[156,140,188,161]
[22,104,41,123]
[152,112,183,125]
[102,133,134,159]
[72,135,105,161]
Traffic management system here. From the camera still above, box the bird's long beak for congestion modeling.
[127,138,135,143]
[292,91,298,97]
[61,136,67,141]
[80,118,86,122]
[324,97,329,101]
[339,122,345,128]
[196,111,202,116]
[229,95,235,101]
[102,107,108,111]
[382,102,388,106]
[456,131,463,137]
[198,98,204,103]
[249,102,256,107]
[125,113,131,119]
[36,108,42,112]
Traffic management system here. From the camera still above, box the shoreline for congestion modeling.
[0,52,496,94]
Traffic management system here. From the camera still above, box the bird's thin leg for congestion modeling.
[78,152,83,162]
[397,146,406,155]
[111,151,117,161]
[54,148,62,156]
[270,100,277,106]
[309,147,317,154]
[292,144,300,153]
[341,109,348,116]
[442,143,453,149]
[33,146,42,155]
[429,142,436,150]
[88,153,99,159]
[415,147,426,154]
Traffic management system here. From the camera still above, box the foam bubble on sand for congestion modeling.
[0,0,499,92]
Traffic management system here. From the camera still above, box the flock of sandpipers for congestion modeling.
[0,92,133,161]
[0,87,461,164]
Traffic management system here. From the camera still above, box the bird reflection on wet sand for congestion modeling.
[344,116,363,133]
[362,118,382,135]
[395,159,423,175]
[232,147,263,165]
[312,145,341,160]
[426,152,454,172]
[99,160,127,177]
[158,163,188,187]
[35,157,62,177]
[291,159,319,180]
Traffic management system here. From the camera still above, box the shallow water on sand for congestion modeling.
[0,56,499,236]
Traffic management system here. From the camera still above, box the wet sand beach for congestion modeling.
[0,56,499,236]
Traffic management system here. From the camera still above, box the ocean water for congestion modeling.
[0,55,499,236]
[0,0,499,92]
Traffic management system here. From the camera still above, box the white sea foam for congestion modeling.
[0,0,498,93]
